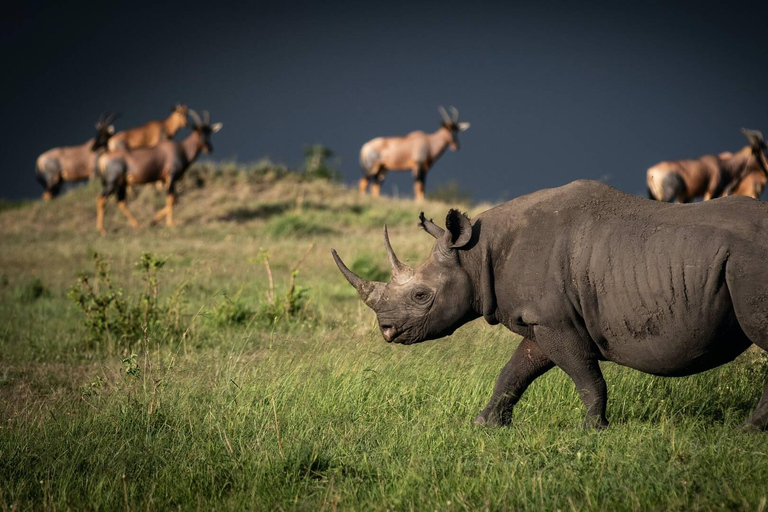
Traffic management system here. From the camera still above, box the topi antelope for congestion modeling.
[646,129,766,203]
[107,104,188,151]
[35,112,120,200]
[95,109,221,235]
[721,129,768,199]
[359,106,470,202]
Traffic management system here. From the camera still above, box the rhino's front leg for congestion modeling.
[474,337,554,427]
[534,325,609,429]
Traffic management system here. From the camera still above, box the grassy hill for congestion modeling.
[1,163,767,510]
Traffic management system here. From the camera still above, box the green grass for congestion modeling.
[1,163,767,510]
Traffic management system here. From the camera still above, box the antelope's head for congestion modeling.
[332,210,477,345]
[438,106,470,151]
[188,109,223,153]
[92,112,120,151]
[171,104,189,128]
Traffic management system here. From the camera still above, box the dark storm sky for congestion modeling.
[3,0,767,201]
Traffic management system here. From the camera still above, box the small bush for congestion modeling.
[16,277,50,303]
[302,144,341,182]
[208,294,255,326]
[68,252,183,352]
[350,254,390,282]
[427,180,474,206]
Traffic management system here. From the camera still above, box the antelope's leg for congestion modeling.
[413,166,426,202]
[166,194,177,228]
[358,177,369,195]
[151,206,168,224]
[370,169,386,198]
[117,202,140,227]
[114,184,140,228]
[96,195,108,235]
[475,337,554,427]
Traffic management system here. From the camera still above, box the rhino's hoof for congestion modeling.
[583,418,609,430]
[737,421,765,433]
[473,415,487,426]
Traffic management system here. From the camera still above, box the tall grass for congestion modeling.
[1,162,767,510]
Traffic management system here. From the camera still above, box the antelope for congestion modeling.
[95,109,221,235]
[646,129,766,202]
[721,129,768,199]
[359,106,470,202]
[107,104,188,151]
[35,112,120,200]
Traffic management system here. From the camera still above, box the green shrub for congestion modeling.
[67,252,183,352]
[350,254,390,282]
[302,144,341,182]
[264,214,335,238]
[208,294,255,326]
[427,180,474,206]
[15,277,50,303]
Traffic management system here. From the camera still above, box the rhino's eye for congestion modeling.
[412,289,433,304]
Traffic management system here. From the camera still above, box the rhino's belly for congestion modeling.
[591,297,750,376]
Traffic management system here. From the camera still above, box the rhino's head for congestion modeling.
[332,209,478,345]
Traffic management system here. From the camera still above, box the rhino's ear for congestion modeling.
[443,209,472,249]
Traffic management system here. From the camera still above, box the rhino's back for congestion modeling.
[481,180,768,376]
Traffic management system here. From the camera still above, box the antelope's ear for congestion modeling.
[444,209,472,248]
[107,125,115,135]
[458,122,470,132]
[211,123,223,133]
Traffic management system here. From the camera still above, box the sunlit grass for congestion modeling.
[1,164,767,510]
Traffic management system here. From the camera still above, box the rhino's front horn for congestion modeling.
[383,226,414,284]
[331,249,385,309]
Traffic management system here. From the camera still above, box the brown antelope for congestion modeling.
[107,104,188,151]
[646,129,765,202]
[95,109,221,235]
[720,129,768,199]
[35,112,120,200]
[359,106,470,202]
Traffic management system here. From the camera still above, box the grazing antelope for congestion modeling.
[721,129,768,199]
[96,109,221,235]
[107,104,188,151]
[359,106,470,202]
[35,112,120,200]
[646,129,765,203]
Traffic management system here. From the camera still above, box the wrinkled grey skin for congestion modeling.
[333,180,768,430]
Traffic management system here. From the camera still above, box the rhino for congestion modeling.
[332,180,768,429]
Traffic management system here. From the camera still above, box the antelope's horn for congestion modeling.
[384,226,414,284]
[203,110,210,126]
[188,109,203,128]
[449,106,459,123]
[331,250,385,309]
[438,106,452,125]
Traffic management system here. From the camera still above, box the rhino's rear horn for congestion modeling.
[331,249,385,309]
[384,226,414,284]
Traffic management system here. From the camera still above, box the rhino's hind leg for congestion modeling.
[534,325,609,429]
[474,337,554,427]
[726,256,768,430]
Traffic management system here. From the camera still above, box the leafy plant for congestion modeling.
[263,214,335,238]
[302,144,341,182]
[68,252,183,352]
[15,277,50,303]
[350,254,390,282]
[427,180,474,206]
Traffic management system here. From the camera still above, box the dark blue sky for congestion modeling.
[3,0,767,201]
